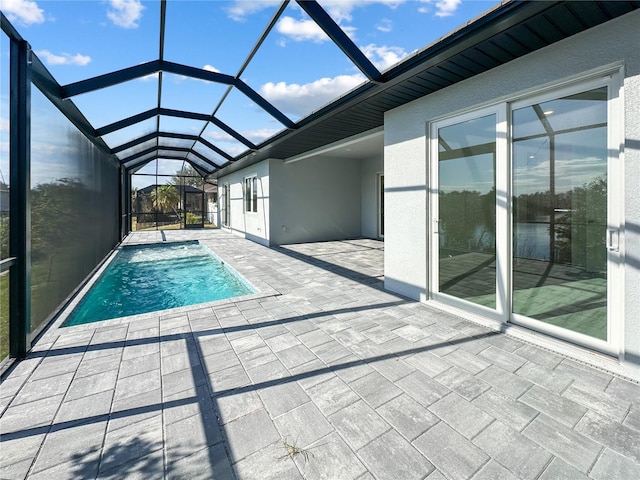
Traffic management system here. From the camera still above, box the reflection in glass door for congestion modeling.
[430,80,618,352]
[434,113,497,310]
[512,87,609,341]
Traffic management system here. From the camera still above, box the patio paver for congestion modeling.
[1,229,639,479]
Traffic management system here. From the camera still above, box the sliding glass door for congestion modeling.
[511,86,611,342]
[430,78,620,352]
[430,107,506,318]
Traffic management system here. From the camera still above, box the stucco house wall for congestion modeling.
[218,160,271,246]
[360,156,384,240]
[218,155,365,247]
[269,157,362,245]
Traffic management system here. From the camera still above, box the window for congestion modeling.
[222,184,230,226]
[244,176,258,213]
[511,85,610,341]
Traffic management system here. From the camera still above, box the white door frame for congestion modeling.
[427,73,623,357]
[377,172,384,239]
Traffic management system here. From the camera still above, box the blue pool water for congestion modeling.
[63,241,255,326]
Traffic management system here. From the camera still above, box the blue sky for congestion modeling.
[1,0,498,182]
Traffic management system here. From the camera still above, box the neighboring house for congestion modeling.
[215,6,640,380]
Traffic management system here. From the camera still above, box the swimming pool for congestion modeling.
[62,241,255,326]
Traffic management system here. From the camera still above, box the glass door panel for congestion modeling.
[436,114,497,309]
[512,87,608,340]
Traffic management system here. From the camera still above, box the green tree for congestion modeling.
[439,189,495,253]
[152,185,181,220]
[555,177,607,270]
[172,164,203,188]
[31,178,88,259]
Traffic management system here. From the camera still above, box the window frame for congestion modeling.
[244,175,258,214]
[221,183,230,226]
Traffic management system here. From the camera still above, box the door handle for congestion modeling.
[607,228,619,252]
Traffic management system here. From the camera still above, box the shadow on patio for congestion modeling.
[1,230,639,479]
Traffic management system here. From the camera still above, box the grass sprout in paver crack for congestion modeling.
[279,437,316,462]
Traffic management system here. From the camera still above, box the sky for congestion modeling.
[1,0,499,182]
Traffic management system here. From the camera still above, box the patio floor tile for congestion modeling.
[1,230,639,479]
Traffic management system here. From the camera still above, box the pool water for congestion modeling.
[62,241,255,326]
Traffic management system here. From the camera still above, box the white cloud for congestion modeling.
[203,131,247,156]
[107,0,145,29]
[225,0,281,22]
[434,0,461,17]
[513,155,606,195]
[203,65,220,73]
[2,0,45,25]
[243,128,282,143]
[360,44,408,70]
[205,130,235,142]
[276,16,328,43]
[418,0,461,17]
[35,50,91,66]
[205,127,280,147]
[0,118,9,132]
[319,0,404,24]
[259,74,366,117]
[376,18,392,33]
[139,72,159,82]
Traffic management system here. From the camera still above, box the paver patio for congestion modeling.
[1,229,639,479]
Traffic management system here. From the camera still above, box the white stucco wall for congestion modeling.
[384,125,428,301]
[269,157,362,245]
[360,156,384,239]
[384,10,640,376]
[624,69,640,375]
[217,154,379,247]
[218,160,271,246]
